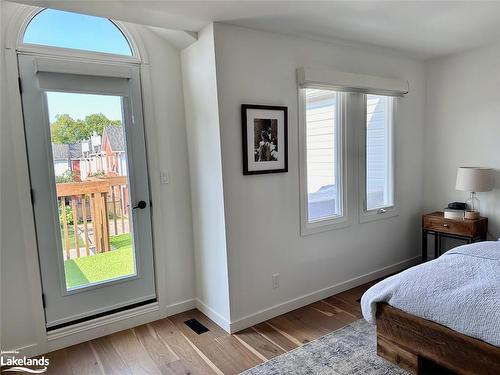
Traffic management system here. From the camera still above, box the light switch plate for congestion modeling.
[160,171,169,184]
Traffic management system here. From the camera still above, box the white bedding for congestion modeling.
[361,241,500,347]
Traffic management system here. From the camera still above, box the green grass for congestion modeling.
[60,226,85,249]
[64,233,134,289]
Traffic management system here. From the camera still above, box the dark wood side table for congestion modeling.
[422,211,488,262]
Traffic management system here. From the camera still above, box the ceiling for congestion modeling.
[11,1,500,59]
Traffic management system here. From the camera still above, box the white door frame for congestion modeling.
[20,54,158,328]
[2,5,177,356]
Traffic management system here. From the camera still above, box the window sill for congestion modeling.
[301,216,351,236]
[359,207,399,224]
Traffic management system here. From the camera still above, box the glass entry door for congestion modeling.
[19,55,156,328]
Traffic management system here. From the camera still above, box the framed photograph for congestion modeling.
[241,104,288,175]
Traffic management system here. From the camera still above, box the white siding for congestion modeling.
[53,160,70,177]
[366,95,392,209]
[119,153,127,176]
[305,89,337,193]
[305,89,340,220]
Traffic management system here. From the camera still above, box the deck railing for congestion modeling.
[56,176,129,260]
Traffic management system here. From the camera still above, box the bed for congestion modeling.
[361,241,500,374]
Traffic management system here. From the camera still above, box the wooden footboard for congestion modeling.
[376,303,500,375]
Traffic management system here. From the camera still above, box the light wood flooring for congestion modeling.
[41,281,378,374]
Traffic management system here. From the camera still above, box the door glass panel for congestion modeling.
[46,92,136,290]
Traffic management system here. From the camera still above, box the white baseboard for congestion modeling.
[229,256,420,333]
[164,298,197,316]
[195,298,231,332]
[47,302,161,342]
[46,299,196,352]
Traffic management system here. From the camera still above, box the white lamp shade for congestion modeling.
[456,167,494,192]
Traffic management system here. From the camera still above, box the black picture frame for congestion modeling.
[241,104,288,175]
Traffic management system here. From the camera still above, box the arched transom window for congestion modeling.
[23,9,133,56]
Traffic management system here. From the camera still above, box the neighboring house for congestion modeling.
[76,126,127,180]
[52,126,127,181]
[101,126,129,210]
[52,143,71,177]
[79,137,103,180]
[366,95,391,209]
[52,127,129,218]
[52,143,82,180]
[305,90,339,219]
[101,126,127,177]
[69,143,82,181]
[305,92,390,217]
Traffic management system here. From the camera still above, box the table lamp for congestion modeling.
[455,167,493,219]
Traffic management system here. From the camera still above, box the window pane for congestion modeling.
[305,89,342,222]
[46,92,136,290]
[366,94,394,210]
[23,9,133,56]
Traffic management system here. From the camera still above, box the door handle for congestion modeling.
[132,200,147,210]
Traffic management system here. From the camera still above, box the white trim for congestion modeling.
[46,299,195,353]
[45,294,157,329]
[17,43,141,64]
[297,67,409,97]
[47,301,161,341]
[11,299,196,357]
[359,95,399,223]
[139,59,169,322]
[195,299,231,332]
[299,89,350,236]
[62,272,141,297]
[229,256,420,333]
[34,56,135,77]
[359,208,399,223]
[3,35,48,358]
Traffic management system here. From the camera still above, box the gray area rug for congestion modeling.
[241,319,409,374]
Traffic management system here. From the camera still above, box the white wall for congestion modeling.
[1,4,432,351]
[424,42,500,240]
[212,23,426,325]
[181,24,231,328]
[1,2,195,354]
[137,24,195,308]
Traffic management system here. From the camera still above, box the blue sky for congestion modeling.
[46,92,123,123]
[24,9,132,56]
[24,9,129,124]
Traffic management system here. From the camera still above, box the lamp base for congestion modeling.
[465,211,480,220]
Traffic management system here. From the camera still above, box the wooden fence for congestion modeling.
[56,176,128,260]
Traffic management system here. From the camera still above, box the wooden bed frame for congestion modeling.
[376,303,500,375]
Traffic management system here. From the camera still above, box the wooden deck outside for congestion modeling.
[57,176,129,259]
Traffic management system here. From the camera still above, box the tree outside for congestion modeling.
[51,113,121,144]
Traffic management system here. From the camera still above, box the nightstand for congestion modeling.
[422,211,488,262]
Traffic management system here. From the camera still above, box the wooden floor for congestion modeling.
[42,281,377,374]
